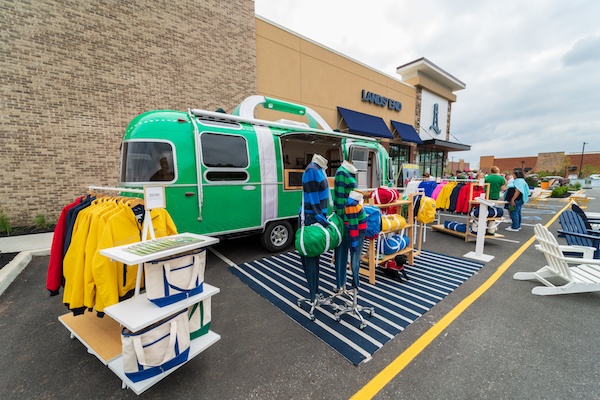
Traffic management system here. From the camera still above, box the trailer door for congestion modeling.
[349,145,380,189]
[196,131,262,234]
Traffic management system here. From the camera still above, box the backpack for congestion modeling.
[364,205,381,239]
[416,196,436,224]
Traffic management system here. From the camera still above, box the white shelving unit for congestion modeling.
[60,233,221,395]
[100,232,220,394]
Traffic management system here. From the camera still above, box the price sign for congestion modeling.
[144,185,166,210]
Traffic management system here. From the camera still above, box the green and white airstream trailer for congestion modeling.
[119,95,394,252]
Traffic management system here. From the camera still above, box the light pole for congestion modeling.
[521,160,524,172]
[579,142,588,178]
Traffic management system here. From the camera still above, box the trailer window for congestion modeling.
[120,141,175,183]
[201,133,248,168]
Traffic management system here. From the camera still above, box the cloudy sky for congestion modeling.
[255,0,600,169]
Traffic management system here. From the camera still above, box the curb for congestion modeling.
[0,248,50,297]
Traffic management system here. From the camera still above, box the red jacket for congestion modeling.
[46,197,82,295]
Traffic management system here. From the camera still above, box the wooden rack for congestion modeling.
[359,194,419,285]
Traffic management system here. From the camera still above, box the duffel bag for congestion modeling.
[121,309,190,382]
[381,214,406,232]
[370,187,400,205]
[471,205,504,218]
[444,220,467,233]
[377,232,410,255]
[144,250,205,307]
[295,212,344,257]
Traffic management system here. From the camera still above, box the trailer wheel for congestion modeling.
[261,221,293,252]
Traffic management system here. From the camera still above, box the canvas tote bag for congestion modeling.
[144,250,206,307]
[189,298,212,340]
[121,309,191,382]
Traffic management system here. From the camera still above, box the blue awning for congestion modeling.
[391,121,423,144]
[337,107,394,139]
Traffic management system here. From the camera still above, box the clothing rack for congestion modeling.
[56,185,221,394]
[88,186,155,295]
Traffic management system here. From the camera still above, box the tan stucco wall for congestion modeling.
[256,18,416,132]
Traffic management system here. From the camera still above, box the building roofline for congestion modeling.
[396,57,466,92]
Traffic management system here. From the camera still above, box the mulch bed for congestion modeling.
[0,252,19,269]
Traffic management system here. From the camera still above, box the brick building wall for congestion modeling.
[0,0,257,226]
[480,152,600,177]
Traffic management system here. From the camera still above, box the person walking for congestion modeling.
[505,171,530,231]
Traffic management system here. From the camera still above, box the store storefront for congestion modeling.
[256,17,470,182]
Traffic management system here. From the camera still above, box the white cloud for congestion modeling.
[255,0,600,169]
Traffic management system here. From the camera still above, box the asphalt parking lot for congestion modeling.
[2,193,600,399]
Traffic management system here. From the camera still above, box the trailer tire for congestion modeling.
[261,221,293,253]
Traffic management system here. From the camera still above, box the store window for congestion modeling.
[418,148,445,178]
[201,132,249,182]
[120,141,176,183]
[389,144,411,176]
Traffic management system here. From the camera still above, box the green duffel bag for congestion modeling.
[295,212,344,257]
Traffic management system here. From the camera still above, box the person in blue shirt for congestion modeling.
[505,171,530,231]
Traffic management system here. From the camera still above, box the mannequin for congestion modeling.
[333,160,359,290]
[297,153,331,320]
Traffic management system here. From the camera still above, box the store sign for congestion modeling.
[144,185,166,210]
[361,90,402,112]
[430,103,441,135]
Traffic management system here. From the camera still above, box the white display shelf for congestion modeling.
[104,284,220,332]
[108,330,221,395]
[99,233,219,266]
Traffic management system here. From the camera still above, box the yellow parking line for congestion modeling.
[351,202,571,399]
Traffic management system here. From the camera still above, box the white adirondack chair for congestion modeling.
[513,224,600,295]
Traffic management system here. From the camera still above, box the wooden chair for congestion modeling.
[559,190,594,210]
[571,195,594,210]
[558,210,600,258]
[571,204,600,230]
[528,190,551,209]
[513,224,600,295]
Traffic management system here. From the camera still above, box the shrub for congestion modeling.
[34,213,51,229]
[525,176,539,187]
[551,186,570,198]
[0,210,11,235]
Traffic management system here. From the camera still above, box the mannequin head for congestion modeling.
[311,153,328,170]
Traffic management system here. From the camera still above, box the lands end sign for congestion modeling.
[361,90,402,112]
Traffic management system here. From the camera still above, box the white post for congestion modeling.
[464,194,495,262]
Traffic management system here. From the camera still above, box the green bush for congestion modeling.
[551,186,570,198]
[525,176,539,187]
[0,210,11,235]
[34,213,51,229]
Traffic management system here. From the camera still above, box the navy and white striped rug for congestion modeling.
[229,250,483,365]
